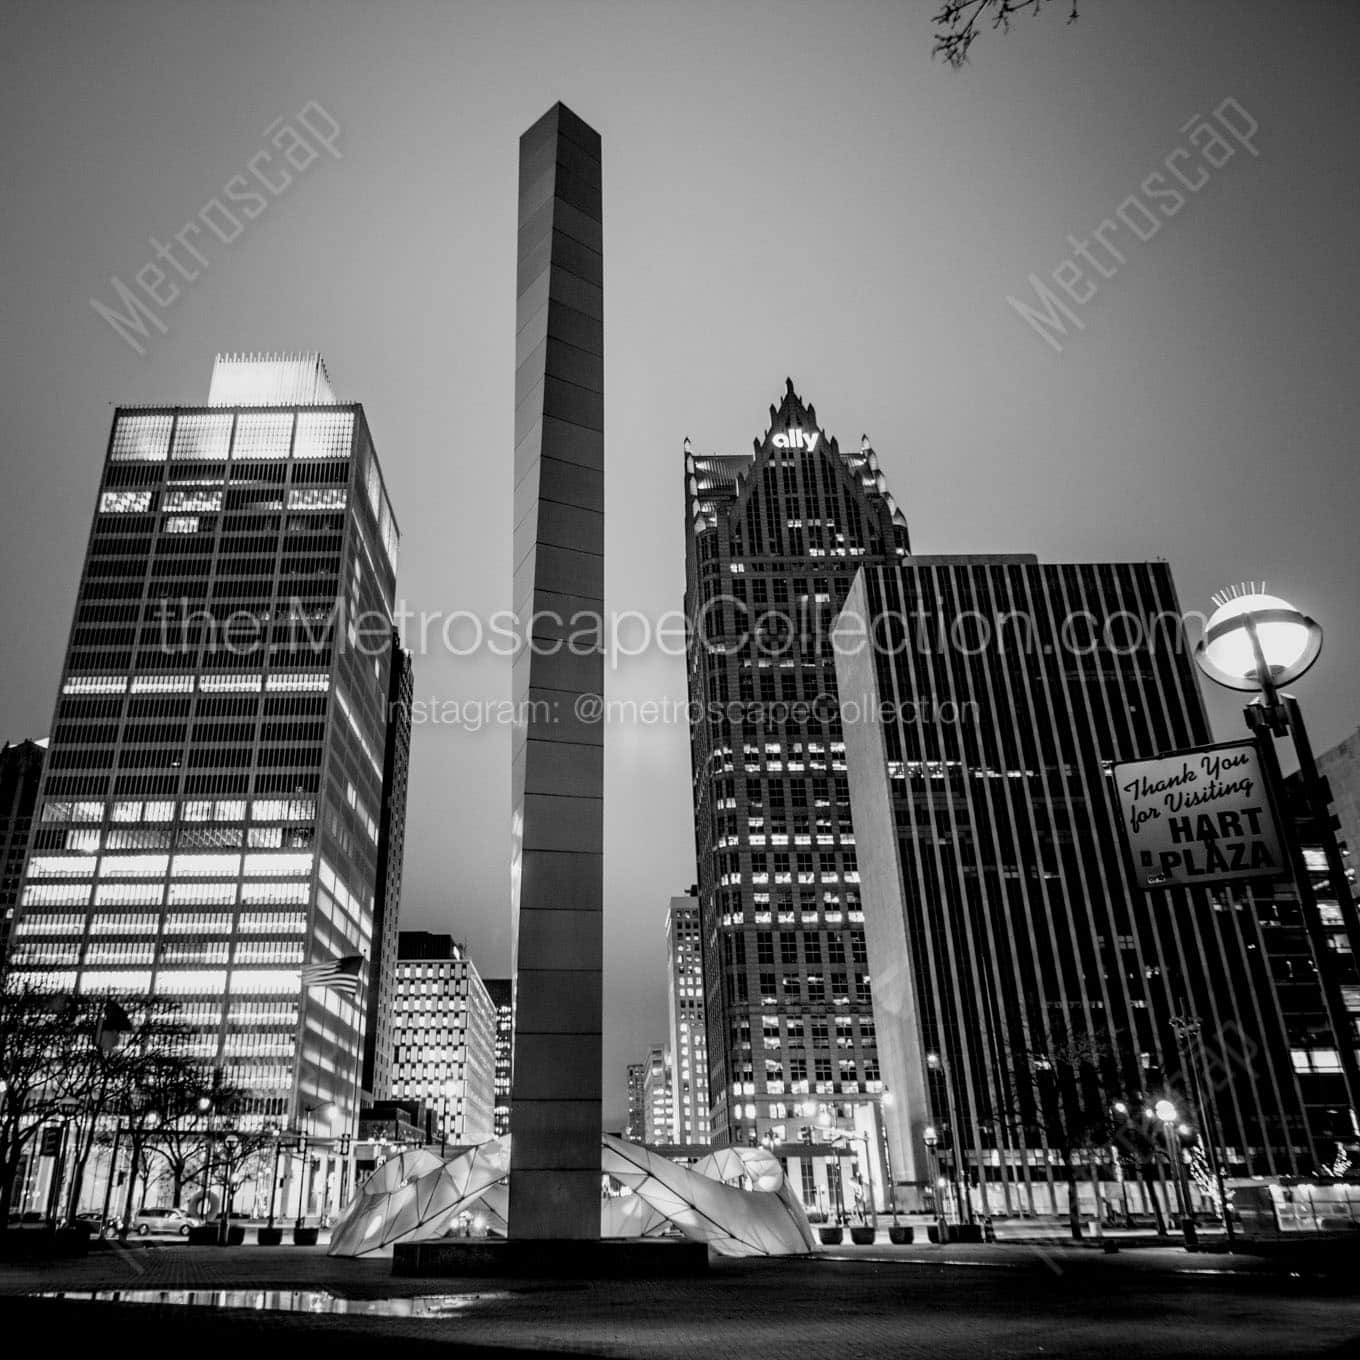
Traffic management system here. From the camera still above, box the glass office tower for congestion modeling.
[666,890,710,1145]
[683,380,910,1149]
[8,353,402,1134]
[835,559,1340,1213]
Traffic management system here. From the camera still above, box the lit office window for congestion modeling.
[172,413,232,460]
[286,487,347,511]
[111,414,173,461]
[27,856,97,878]
[99,490,153,513]
[294,411,353,459]
[61,676,127,695]
[200,673,263,693]
[20,883,91,907]
[99,854,170,877]
[163,488,224,513]
[232,412,294,459]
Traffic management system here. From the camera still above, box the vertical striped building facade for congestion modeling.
[8,354,402,1133]
[389,931,497,1147]
[683,380,909,1149]
[835,558,1337,1212]
[666,891,710,1144]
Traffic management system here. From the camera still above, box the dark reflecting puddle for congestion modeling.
[32,1288,509,1317]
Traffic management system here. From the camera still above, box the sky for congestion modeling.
[3,0,1359,1127]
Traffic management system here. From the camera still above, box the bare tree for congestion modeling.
[0,986,100,1227]
[138,1060,217,1208]
[987,1028,1118,1241]
[933,0,1080,68]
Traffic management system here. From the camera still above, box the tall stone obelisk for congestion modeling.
[508,103,604,1240]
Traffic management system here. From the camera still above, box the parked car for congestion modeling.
[72,1211,114,1236]
[127,1207,202,1236]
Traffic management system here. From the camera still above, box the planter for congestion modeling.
[187,1225,218,1246]
[817,1227,844,1246]
[225,1225,246,1246]
[888,1226,913,1245]
[946,1224,983,1244]
[292,1226,320,1246]
[849,1227,876,1245]
[927,1224,941,1243]
[257,1227,284,1246]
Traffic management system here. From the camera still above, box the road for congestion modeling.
[0,1238,1356,1358]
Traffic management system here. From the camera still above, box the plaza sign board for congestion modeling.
[1113,740,1285,890]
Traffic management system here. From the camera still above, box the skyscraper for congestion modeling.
[625,1062,645,1141]
[643,1044,673,1146]
[508,102,605,1238]
[683,380,909,1149]
[1316,728,1360,881]
[8,353,402,1136]
[362,632,413,1101]
[484,977,514,1137]
[390,931,497,1147]
[0,739,46,969]
[834,558,1343,1212]
[666,889,710,1144]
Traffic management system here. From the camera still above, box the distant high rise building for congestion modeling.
[625,1062,646,1141]
[0,739,46,969]
[643,1043,673,1146]
[683,380,909,1148]
[1316,728,1360,881]
[8,353,402,1136]
[362,632,413,1101]
[666,888,710,1144]
[835,557,1347,1208]
[390,931,496,1146]
[484,977,514,1137]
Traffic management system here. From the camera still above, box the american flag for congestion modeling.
[300,953,363,995]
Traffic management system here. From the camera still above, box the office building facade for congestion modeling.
[643,1044,673,1146]
[362,633,413,1101]
[625,1062,645,1141]
[0,739,46,969]
[683,380,909,1149]
[7,353,402,1133]
[835,558,1343,1212]
[666,889,710,1144]
[484,977,514,1137]
[390,931,496,1147]
[1316,728,1360,879]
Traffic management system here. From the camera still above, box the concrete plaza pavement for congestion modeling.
[1,1236,1356,1358]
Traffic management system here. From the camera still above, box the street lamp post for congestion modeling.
[1154,1099,1196,1249]
[218,1131,240,1245]
[923,1125,946,1239]
[265,1126,283,1231]
[1195,590,1360,1134]
[1171,1014,1237,1247]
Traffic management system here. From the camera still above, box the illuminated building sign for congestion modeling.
[772,428,819,452]
[1113,740,1284,889]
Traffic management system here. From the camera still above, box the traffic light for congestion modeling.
[799,1125,812,1145]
